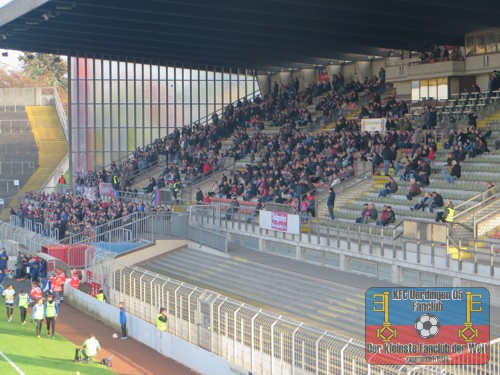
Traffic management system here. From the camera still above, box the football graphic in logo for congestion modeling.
[415,313,440,339]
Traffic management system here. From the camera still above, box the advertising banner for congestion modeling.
[259,210,300,235]
[361,118,385,132]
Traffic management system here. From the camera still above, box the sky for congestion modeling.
[0,49,23,70]
[0,0,14,7]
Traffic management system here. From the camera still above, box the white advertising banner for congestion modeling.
[361,118,385,132]
[259,210,300,235]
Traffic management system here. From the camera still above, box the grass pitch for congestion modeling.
[0,306,112,375]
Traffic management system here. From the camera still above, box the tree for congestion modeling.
[18,52,67,91]
[0,68,37,88]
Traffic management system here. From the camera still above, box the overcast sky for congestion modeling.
[0,0,14,7]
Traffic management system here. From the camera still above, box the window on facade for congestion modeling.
[486,33,497,53]
[475,35,486,55]
[465,36,475,57]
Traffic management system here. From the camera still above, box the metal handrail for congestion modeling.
[473,200,500,238]
[52,87,68,141]
[454,186,497,220]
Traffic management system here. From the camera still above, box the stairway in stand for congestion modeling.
[5,106,68,215]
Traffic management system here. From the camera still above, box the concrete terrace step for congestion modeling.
[140,248,368,337]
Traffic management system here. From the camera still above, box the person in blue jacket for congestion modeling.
[118,302,128,339]
[39,259,48,291]
[0,250,8,273]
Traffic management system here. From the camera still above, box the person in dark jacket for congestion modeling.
[382,145,393,176]
[428,192,444,213]
[445,160,461,184]
[327,188,336,220]
[195,188,203,204]
[118,302,128,339]
[378,177,398,198]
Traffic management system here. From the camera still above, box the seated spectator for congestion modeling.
[378,177,398,198]
[435,201,455,223]
[355,203,369,224]
[485,182,496,200]
[411,192,431,211]
[443,130,456,150]
[358,203,378,224]
[375,206,395,226]
[428,192,444,213]
[406,178,421,201]
[445,160,461,184]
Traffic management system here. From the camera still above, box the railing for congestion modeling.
[40,153,69,193]
[84,242,500,375]
[0,161,36,176]
[454,186,497,220]
[52,87,68,141]
[0,119,31,132]
[188,208,498,277]
[0,179,21,193]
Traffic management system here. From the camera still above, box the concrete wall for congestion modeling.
[0,87,54,107]
[393,81,412,97]
[256,74,270,95]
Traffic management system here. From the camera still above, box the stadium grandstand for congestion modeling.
[1,0,500,374]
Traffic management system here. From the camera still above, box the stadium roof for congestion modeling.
[0,0,499,72]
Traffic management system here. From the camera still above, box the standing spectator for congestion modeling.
[327,187,336,220]
[467,109,477,127]
[406,178,421,201]
[436,201,455,223]
[0,250,7,274]
[156,308,168,332]
[32,298,45,338]
[379,68,386,85]
[3,284,15,321]
[225,197,240,220]
[69,271,80,289]
[17,289,29,325]
[119,302,128,339]
[45,293,59,338]
[50,272,62,304]
[382,144,393,176]
[195,188,204,204]
[57,268,66,302]
[428,192,444,213]
[97,289,107,303]
[305,192,316,218]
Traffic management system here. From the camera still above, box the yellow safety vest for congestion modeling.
[46,301,57,317]
[156,314,168,332]
[18,294,29,309]
[445,207,455,222]
[96,293,105,302]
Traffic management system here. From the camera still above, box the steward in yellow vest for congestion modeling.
[156,308,168,332]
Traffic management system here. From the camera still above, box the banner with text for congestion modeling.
[259,210,300,235]
[361,118,385,132]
